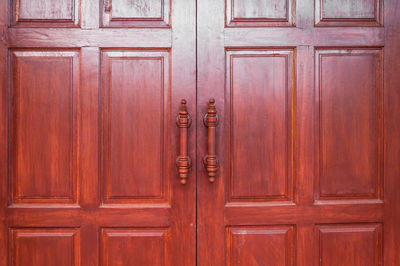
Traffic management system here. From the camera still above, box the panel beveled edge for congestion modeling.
[10,0,80,27]
[225,0,296,27]
[100,0,171,28]
[225,48,296,203]
[100,227,169,266]
[99,49,171,205]
[314,48,383,202]
[9,228,81,266]
[315,223,383,265]
[9,49,80,205]
[315,0,383,27]
[226,225,296,266]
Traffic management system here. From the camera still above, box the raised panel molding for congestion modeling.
[227,225,296,266]
[315,224,382,265]
[226,49,295,202]
[101,228,168,266]
[100,50,170,204]
[101,0,170,27]
[10,228,80,266]
[315,49,383,201]
[315,0,383,27]
[9,50,80,204]
[226,0,295,27]
[10,0,80,27]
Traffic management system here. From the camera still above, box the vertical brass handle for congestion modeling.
[203,99,219,183]
[176,99,191,184]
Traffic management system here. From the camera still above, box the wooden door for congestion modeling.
[0,0,196,265]
[197,0,400,265]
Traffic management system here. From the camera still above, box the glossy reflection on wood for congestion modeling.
[198,0,399,265]
[316,49,383,200]
[0,0,400,265]
[10,50,79,204]
[227,49,294,201]
[100,50,169,203]
[1,0,196,265]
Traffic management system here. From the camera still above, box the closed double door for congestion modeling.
[1,0,400,265]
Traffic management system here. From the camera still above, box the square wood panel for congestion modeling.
[10,228,80,266]
[315,0,383,26]
[101,228,169,266]
[226,0,296,27]
[227,225,296,266]
[10,0,80,27]
[315,224,382,265]
[101,0,170,27]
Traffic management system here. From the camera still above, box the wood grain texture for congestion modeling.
[227,225,295,266]
[9,50,80,204]
[383,0,400,264]
[10,228,80,266]
[101,0,170,27]
[315,224,382,265]
[101,228,169,266]
[0,0,399,265]
[316,49,383,200]
[1,0,196,265]
[227,49,294,202]
[197,0,397,265]
[100,50,170,203]
[10,0,80,27]
[226,0,295,27]
[315,0,383,26]
[0,44,8,266]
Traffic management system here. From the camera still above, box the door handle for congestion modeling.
[176,99,192,184]
[104,0,112,12]
[203,99,219,183]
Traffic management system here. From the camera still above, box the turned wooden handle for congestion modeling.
[176,99,192,184]
[104,0,112,12]
[203,99,219,183]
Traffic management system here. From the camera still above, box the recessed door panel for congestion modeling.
[226,49,294,202]
[9,50,79,205]
[100,50,170,204]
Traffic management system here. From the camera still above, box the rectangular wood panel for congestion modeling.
[315,224,382,265]
[101,0,170,27]
[226,49,294,202]
[227,225,295,266]
[10,0,80,27]
[101,228,168,266]
[100,50,170,204]
[9,50,80,204]
[10,228,80,266]
[315,0,382,26]
[226,0,295,27]
[315,49,383,200]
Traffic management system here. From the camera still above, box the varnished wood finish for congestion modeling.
[176,99,192,184]
[1,0,400,265]
[198,0,400,265]
[203,99,219,183]
[0,0,196,265]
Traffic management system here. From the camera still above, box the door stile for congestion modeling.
[383,0,400,264]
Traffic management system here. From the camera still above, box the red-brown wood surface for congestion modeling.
[1,0,400,265]
[0,0,196,265]
[197,0,400,265]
